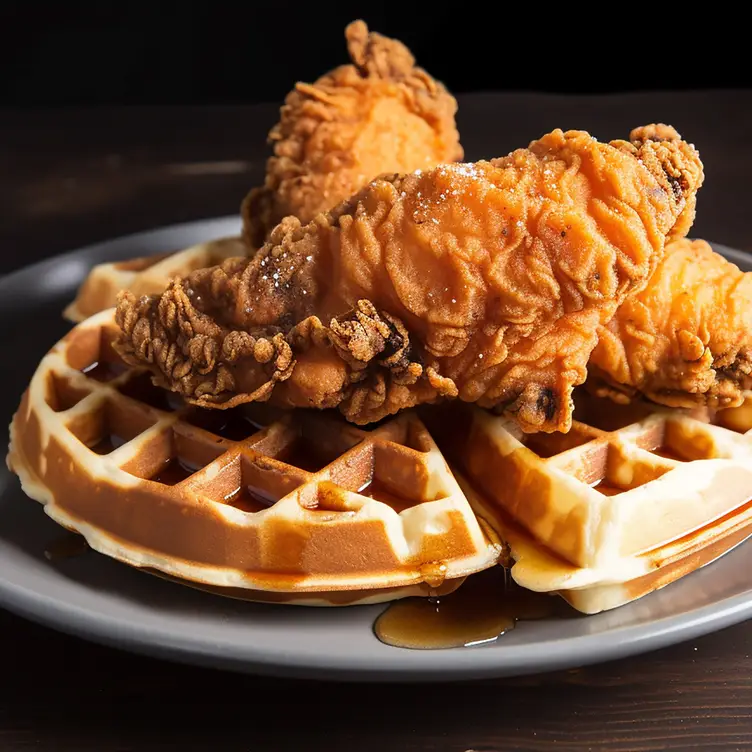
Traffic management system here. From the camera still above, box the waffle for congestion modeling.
[709,392,752,436]
[424,392,752,614]
[7,309,501,605]
[63,237,249,323]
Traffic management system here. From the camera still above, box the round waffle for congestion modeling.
[7,310,501,605]
[424,392,752,613]
[63,237,249,323]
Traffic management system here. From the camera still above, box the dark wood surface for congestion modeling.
[2,91,752,751]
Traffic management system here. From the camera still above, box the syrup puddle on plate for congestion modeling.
[374,566,567,650]
[44,532,90,562]
[43,536,566,650]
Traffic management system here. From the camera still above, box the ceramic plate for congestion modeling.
[2,217,752,682]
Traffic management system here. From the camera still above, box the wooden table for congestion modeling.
[2,91,752,751]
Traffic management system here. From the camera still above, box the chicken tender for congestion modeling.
[115,125,704,432]
[241,19,463,247]
[589,238,752,409]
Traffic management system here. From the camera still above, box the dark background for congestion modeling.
[2,3,751,106]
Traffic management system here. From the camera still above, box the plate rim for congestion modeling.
[1,216,751,683]
[2,545,752,683]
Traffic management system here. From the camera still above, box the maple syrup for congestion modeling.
[81,360,127,382]
[44,532,90,562]
[524,431,590,458]
[88,434,126,455]
[591,480,623,496]
[223,486,272,513]
[651,444,688,462]
[374,566,562,650]
[277,442,330,473]
[150,457,198,485]
[358,479,417,512]
[187,409,262,441]
[118,372,180,411]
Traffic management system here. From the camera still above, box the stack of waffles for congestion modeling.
[7,245,752,614]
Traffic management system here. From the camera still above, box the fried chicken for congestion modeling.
[115,124,703,432]
[589,238,752,409]
[63,20,462,322]
[240,19,463,248]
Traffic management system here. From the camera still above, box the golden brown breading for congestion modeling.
[589,238,752,409]
[65,21,462,322]
[240,19,463,248]
[115,125,703,432]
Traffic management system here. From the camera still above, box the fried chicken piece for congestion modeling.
[64,21,462,322]
[588,238,752,409]
[115,125,703,432]
[240,19,463,248]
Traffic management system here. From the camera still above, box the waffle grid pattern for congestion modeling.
[417,393,752,613]
[450,391,752,572]
[9,310,499,597]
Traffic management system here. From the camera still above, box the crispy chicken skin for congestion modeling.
[240,19,463,248]
[589,238,752,409]
[115,125,703,432]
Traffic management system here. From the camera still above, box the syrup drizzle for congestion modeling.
[590,479,623,496]
[81,360,127,382]
[118,372,181,411]
[88,433,127,455]
[186,410,263,441]
[277,443,330,473]
[374,567,564,650]
[223,485,272,513]
[42,541,566,649]
[358,479,418,513]
[651,444,688,463]
[150,457,199,485]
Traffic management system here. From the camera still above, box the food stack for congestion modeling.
[8,21,752,618]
